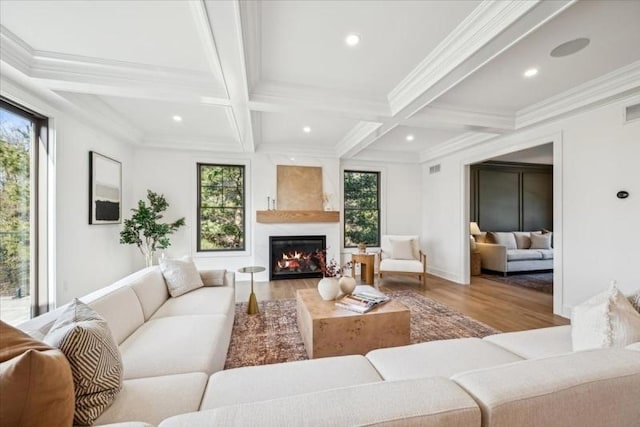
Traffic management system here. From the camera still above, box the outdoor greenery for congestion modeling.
[120,190,185,266]
[0,107,31,297]
[344,170,380,247]
[198,164,245,251]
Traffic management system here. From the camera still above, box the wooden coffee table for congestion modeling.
[296,288,410,359]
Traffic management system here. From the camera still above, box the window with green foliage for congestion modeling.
[343,170,380,248]
[1,98,49,325]
[197,164,245,251]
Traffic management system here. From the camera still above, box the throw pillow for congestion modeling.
[0,321,75,427]
[513,232,532,249]
[390,239,417,260]
[530,233,552,249]
[488,232,517,250]
[160,256,204,297]
[571,284,640,351]
[44,299,123,426]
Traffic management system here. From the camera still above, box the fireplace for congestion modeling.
[269,235,326,280]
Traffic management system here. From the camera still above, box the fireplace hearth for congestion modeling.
[269,235,326,280]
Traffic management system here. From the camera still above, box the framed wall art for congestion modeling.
[89,151,121,224]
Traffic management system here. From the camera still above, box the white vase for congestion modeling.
[317,277,340,301]
[339,276,357,295]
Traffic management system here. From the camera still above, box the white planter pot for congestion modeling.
[317,277,340,301]
[339,276,357,295]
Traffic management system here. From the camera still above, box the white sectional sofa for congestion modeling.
[18,266,236,426]
[17,267,640,426]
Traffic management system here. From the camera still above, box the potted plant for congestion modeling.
[120,190,185,267]
[314,249,355,300]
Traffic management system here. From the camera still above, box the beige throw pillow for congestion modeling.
[628,290,640,313]
[530,233,552,249]
[488,232,517,250]
[160,256,204,297]
[390,239,417,260]
[44,299,123,425]
[571,284,640,351]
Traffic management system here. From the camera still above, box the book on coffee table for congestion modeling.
[335,286,390,314]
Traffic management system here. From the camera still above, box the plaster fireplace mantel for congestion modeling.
[256,210,339,224]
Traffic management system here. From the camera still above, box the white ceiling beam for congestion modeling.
[200,0,255,152]
[342,0,575,159]
[1,24,229,104]
[335,121,391,159]
[403,104,514,133]
[419,132,498,163]
[388,0,575,118]
[250,81,391,122]
[516,60,640,129]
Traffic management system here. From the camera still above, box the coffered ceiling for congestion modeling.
[1,0,639,162]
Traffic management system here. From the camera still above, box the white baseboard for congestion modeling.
[427,267,465,285]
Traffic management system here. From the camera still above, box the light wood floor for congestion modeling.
[235,273,569,333]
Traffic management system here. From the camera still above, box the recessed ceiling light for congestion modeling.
[345,33,361,47]
[172,115,182,122]
[523,68,538,78]
[550,38,590,58]
[303,126,311,133]
[290,157,296,161]
[406,134,415,142]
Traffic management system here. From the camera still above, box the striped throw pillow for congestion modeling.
[45,299,123,425]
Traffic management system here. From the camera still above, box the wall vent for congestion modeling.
[624,102,640,123]
[429,164,441,174]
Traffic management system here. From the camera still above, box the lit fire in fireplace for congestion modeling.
[275,250,318,273]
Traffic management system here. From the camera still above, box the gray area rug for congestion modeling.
[481,271,553,294]
[225,290,500,369]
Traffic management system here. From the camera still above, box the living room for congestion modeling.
[1,1,639,426]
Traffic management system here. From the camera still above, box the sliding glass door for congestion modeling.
[0,98,49,325]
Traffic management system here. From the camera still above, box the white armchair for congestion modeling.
[377,235,427,288]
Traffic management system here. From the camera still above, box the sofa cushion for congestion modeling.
[128,267,169,320]
[627,342,640,351]
[201,355,382,410]
[530,233,552,249]
[160,257,204,298]
[506,249,543,261]
[379,258,424,273]
[513,232,532,249]
[452,349,640,427]
[0,321,75,427]
[537,249,554,260]
[488,232,517,250]
[151,287,235,319]
[88,286,145,345]
[160,377,480,427]
[200,269,227,287]
[572,284,640,351]
[94,373,207,426]
[483,325,572,359]
[366,338,523,381]
[44,299,123,426]
[120,315,230,379]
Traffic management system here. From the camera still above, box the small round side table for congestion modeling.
[238,266,266,315]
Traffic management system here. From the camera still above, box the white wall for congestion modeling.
[1,78,136,306]
[422,95,640,315]
[490,143,553,164]
[132,149,423,281]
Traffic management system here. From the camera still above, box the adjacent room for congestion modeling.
[1,1,639,426]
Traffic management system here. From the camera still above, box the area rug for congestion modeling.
[224,291,500,369]
[481,272,553,294]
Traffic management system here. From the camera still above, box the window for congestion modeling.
[343,170,380,248]
[197,163,245,251]
[0,98,49,325]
